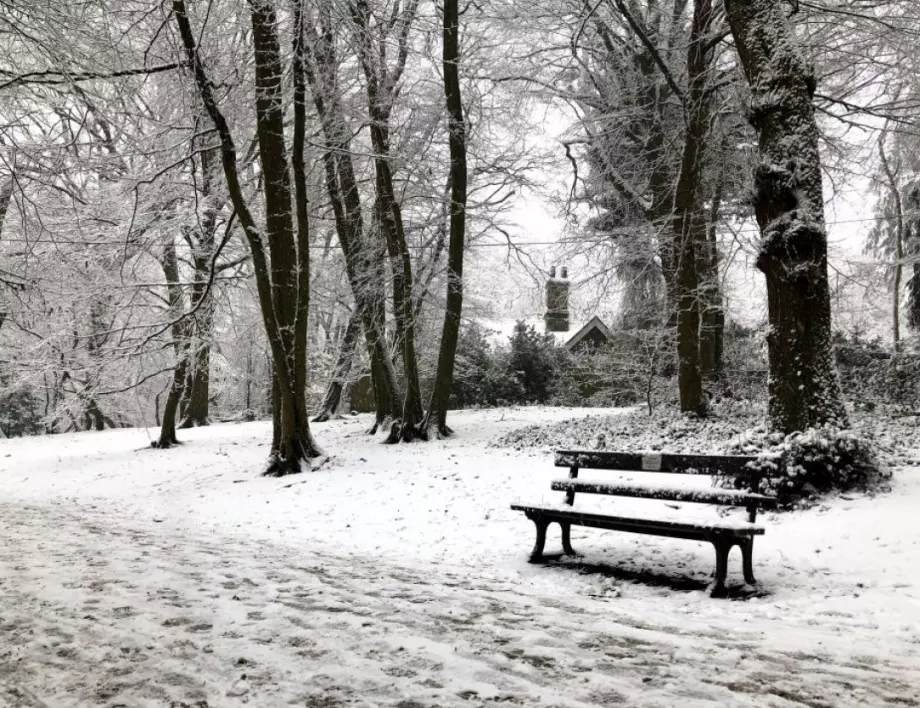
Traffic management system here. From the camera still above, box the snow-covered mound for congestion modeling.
[495,400,920,468]
[494,401,763,454]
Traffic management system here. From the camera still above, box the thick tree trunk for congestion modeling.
[84,396,106,431]
[423,0,468,438]
[251,0,322,474]
[291,0,314,446]
[671,0,716,416]
[724,0,848,433]
[180,339,211,426]
[314,310,361,422]
[158,357,189,448]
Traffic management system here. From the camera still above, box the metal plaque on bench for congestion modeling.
[641,453,662,471]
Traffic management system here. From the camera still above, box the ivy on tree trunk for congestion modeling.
[724,0,848,433]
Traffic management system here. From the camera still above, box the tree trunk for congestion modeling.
[179,145,219,428]
[351,0,425,442]
[905,187,920,331]
[180,339,211,426]
[251,0,322,474]
[724,0,848,433]
[158,357,189,448]
[699,173,724,380]
[153,237,190,449]
[314,310,361,422]
[671,0,716,416]
[878,134,903,352]
[301,8,400,430]
[423,0,468,438]
[173,0,323,474]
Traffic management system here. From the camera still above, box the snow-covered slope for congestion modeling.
[1,407,918,707]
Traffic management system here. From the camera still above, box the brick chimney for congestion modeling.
[544,266,570,332]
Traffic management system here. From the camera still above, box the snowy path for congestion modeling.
[3,499,919,708]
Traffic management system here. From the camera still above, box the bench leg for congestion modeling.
[739,537,756,585]
[560,523,576,556]
[710,537,733,598]
[529,518,549,562]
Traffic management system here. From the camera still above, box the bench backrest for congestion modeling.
[555,450,760,477]
[554,449,772,522]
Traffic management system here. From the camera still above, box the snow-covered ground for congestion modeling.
[1,408,919,707]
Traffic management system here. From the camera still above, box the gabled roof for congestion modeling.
[563,315,611,351]
[481,315,611,350]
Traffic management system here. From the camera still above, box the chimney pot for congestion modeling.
[560,266,568,279]
[549,265,556,279]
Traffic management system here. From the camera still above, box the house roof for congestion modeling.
[481,316,610,351]
[561,315,611,351]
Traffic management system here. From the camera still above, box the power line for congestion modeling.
[0,211,909,251]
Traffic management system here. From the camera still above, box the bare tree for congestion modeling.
[173,0,323,474]
[349,0,426,442]
[300,2,401,432]
[423,0,468,437]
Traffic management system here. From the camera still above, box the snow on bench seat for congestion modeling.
[510,502,765,536]
[550,479,777,509]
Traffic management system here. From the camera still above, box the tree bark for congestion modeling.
[906,186,920,331]
[173,0,323,474]
[423,0,468,437]
[724,0,848,433]
[153,237,190,449]
[878,133,903,352]
[301,10,400,430]
[350,0,425,442]
[671,0,717,416]
[699,166,725,379]
[179,145,220,428]
[251,0,321,474]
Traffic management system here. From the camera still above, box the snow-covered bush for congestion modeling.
[725,426,890,509]
[834,333,920,412]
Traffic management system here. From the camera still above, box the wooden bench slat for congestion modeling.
[554,450,763,476]
[550,479,777,509]
[510,504,765,541]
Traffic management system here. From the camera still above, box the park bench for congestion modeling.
[511,450,777,597]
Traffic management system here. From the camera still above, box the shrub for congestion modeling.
[725,425,890,508]
[507,321,563,403]
[833,331,920,412]
[0,381,44,437]
[450,323,525,408]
